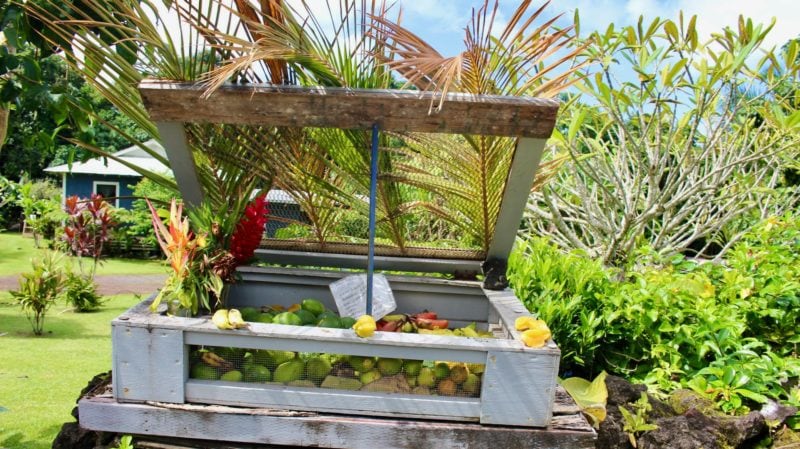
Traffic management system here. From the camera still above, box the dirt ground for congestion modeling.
[0,273,166,296]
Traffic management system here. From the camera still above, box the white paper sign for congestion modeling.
[329,274,396,320]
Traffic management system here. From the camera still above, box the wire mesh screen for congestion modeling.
[186,123,518,261]
[190,345,485,398]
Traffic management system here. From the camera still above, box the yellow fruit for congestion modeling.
[520,323,551,348]
[227,309,248,329]
[353,315,377,338]
[515,316,538,331]
[287,303,301,312]
[212,309,232,329]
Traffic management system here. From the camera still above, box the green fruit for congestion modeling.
[294,309,318,325]
[339,316,357,329]
[405,373,418,388]
[274,359,305,383]
[462,373,481,396]
[253,350,274,367]
[273,312,303,326]
[239,307,261,322]
[306,356,333,381]
[417,367,436,387]
[254,313,275,323]
[360,369,382,385]
[316,311,339,320]
[216,347,243,361]
[317,316,342,328]
[348,356,375,372]
[267,350,296,366]
[403,360,423,377]
[244,365,272,382]
[377,358,403,376]
[301,298,326,316]
[321,376,363,391]
[433,362,451,380]
[220,370,243,382]
[191,364,219,380]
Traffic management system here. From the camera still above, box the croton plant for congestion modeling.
[148,194,269,315]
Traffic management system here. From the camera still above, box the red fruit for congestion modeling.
[413,311,438,320]
[376,320,401,332]
[415,318,449,330]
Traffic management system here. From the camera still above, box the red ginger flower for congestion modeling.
[230,194,269,265]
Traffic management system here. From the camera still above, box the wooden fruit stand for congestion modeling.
[77,80,596,448]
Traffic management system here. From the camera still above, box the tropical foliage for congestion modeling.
[527,16,800,264]
[23,0,581,257]
[509,214,800,415]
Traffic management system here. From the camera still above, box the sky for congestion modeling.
[389,0,800,57]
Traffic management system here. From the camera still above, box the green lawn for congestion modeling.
[0,232,165,277]
[0,293,142,449]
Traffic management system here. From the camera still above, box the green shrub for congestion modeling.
[10,252,66,335]
[508,216,800,414]
[61,270,104,312]
[507,237,611,372]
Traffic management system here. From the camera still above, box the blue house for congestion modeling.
[45,140,169,209]
[45,140,306,237]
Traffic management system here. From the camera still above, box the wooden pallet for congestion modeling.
[80,386,595,449]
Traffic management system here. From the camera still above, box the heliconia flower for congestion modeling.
[229,194,269,265]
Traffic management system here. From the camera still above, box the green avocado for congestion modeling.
[339,316,357,329]
[244,365,272,382]
[273,312,303,326]
[220,370,243,382]
[301,298,326,316]
[191,364,219,380]
[317,316,342,328]
[294,309,318,325]
[274,359,305,383]
[239,307,261,322]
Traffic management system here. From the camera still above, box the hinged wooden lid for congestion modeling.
[139,79,558,278]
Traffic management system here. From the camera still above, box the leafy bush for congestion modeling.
[111,178,178,256]
[10,252,65,335]
[63,194,114,278]
[507,237,611,371]
[17,178,63,245]
[61,270,104,312]
[527,17,800,265]
[509,216,800,414]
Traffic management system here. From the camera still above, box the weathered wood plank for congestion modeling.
[484,288,560,353]
[112,324,186,403]
[79,396,596,449]
[117,297,524,355]
[480,349,560,427]
[139,80,560,138]
[185,380,481,421]
[254,248,483,274]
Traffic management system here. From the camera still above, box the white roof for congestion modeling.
[45,140,298,204]
[45,140,170,177]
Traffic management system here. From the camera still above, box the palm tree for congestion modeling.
[26,0,583,256]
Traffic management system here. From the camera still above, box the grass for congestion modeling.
[0,232,165,277]
[0,293,143,449]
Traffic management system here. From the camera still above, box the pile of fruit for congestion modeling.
[190,346,485,397]
[220,298,495,339]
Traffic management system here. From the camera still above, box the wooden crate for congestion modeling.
[112,266,560,427]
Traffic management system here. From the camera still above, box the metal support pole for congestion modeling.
[366,123,380,315]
